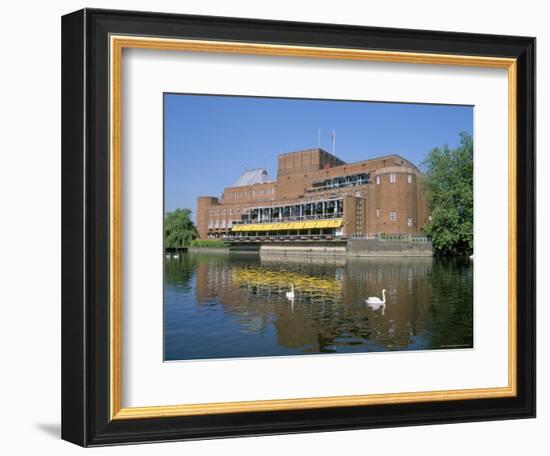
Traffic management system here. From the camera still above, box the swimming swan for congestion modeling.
[286,284,295,300]
[365,289,386,314]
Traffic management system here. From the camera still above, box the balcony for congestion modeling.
[235,211,343,226]
[307,174,371,194]
[223,233,346,243]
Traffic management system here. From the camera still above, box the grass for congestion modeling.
[190,239,229,248]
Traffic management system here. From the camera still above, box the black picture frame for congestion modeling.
[62,8,536,447]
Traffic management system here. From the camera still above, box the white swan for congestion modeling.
[365,289,386,314]
[286,284,295,300]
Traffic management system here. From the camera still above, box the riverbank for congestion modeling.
[347,239,433,257]
[188,247,230,254]
[185,238,433,257]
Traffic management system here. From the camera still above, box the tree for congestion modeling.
[421,132,473,256]
[165,208,198,249]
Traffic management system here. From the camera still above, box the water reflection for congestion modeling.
[164,253,473,360]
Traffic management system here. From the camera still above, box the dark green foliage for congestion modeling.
[190,239,229,248]
[165,208,198,248]
[422,132,473,256]
[423,257,473,348]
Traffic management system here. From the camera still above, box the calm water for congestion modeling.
[164,252,473,361]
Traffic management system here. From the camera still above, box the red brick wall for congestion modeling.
[195,151,430,238]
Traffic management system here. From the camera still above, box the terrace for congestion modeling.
[234,198,344,226]
[306,172,371,194]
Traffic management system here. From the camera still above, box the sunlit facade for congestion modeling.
[196,148,429,241]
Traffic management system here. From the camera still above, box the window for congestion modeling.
[407,174,412,184]
[236,208,240,214]
[209,210,214,216]
[376,208,381,218]
[390,173,396,183]
[208,221,213,229]
[221,220,226,228]
[227,220,232,228]
[376,175,380,185]
[222,209,226,215]
[216,210,220,215]
[215,220,219,228]
[390,211,397,221]
[229,209,233,215]
[407,217,412,227]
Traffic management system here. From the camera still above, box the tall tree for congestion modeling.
[165,208,198,249]
[422,132,473,256]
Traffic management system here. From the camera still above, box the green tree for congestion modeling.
[421,132,473,256]
[165,208,198,249]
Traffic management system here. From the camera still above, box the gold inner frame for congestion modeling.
[109,35,517,420]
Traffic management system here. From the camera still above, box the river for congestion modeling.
[164,252,473,361]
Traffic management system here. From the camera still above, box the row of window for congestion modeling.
[208,220,233,229]
[375,173,413,185]
[210,208,242,216]
[224,187,275,200]
[210,214,413,228]
[310,172,371,191]
[375,208,413,226]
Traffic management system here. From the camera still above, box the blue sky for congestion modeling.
[164,94,472,220]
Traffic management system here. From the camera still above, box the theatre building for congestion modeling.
[196,148,429,241]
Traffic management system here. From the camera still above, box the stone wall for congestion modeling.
[347,239,433,257]
[226,240,432,257]
[260,244,347,256]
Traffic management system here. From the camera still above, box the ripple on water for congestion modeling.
[164,254,473,361]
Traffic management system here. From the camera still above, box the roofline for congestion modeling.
[332,153,421,171]
[224,179,276,191]
[276,149,419,170]
[277,147,343,158]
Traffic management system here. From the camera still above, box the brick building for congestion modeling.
[196,148,429,240]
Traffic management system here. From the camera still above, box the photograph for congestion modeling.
[55,4,536,448]
[163,94,474,361]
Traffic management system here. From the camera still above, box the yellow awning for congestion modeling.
[231,219,342,232]
[324,219,344,228]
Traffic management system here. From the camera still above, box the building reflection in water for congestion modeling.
[164,252,473,360]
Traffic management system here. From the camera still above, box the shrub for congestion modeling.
[190,239,229,248]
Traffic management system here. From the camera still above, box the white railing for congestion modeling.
[306,179,371,193]
[349,233,431,244]
[233,212,343,225]
[223,234,345,242]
